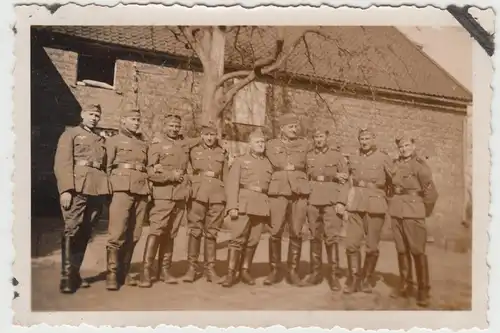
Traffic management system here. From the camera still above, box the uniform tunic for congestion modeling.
[105,129,149,249]
[266,137,310,239]
[344,148,393,255]
[389,154,438,255]
[187,143,229,239]
[306,146,349,245]
[147,136,199,238]
[54,124,109,237]
[225,152,273,250]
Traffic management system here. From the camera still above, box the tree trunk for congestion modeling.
[200,27,226,137]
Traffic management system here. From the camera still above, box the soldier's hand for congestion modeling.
[60,192,72,210]
[153,164,163,173]
[229,209,239,220]
[335,203,346,215]
[342,210,349,222]
[336,172,348,184]
[173,169,184,182]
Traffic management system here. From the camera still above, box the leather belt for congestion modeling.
[278,165,306,172]
[75,160,103,170]
[193,170,220,179]
[240,184,267,193]
[113,163,146,172]
[353,179,384,189]
[394,186,422,196]
[309,175,337,182]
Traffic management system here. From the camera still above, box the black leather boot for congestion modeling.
[157,235,178,284]
[106,247,120,291]
[360,252,379,293]
[120,241,138,287]
[287,237,303,286]
[222,248,241,288]
[240,246,257,285]
[60,234,74,294]
[263,237,282,286]
[343,252,362,294]
[72,229,91,289]
[390,253,414,298]
[325,243,341,291]
[183,235,202,283]
[138,235,159,288]
[414,254,431,307]
[204,237,219,282]
[301,239,323,286]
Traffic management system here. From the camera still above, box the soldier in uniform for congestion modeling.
[138,114,200,288]
[220,128,273,288]
[265,113,310,286]
[343,127,394,294]
[105,107,149,291]
[301,124,349,291]
[388,134,438,307]
[183,121,229,283]
[54,104,110,294]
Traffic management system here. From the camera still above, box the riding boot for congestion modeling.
[286,237,303,285]
[204,237,219,282]
[71,231,90,289]
[263,237,282,286]
[360,252,379,293]
[301,239,323,286]
[121,241,138,287]
[138,235,159,288]
[59,234,74,294]
[414,254,431,307]
[183,234,202,283]
[158,235,178,284]
[240,246,257,285]
[343,252,362,294]
[105,247,120,291]
[221,248,241,288]
[390,253,413,298]
[325,242,341,291]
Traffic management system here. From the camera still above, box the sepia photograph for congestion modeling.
[12,3,492,330]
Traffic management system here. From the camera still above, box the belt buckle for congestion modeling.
[394,186,403,194]
[249,185,262,193]
[358,180,366,187]
[205,171,215,177]
[285,164,295,171]
[317,175,325,182]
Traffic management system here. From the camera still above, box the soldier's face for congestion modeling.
[166,121,181,138]
[398,140,416,158]
[250,137,266,154]
[202,131,217,146]
[313,132,327,149]
[123,116,141,133]
[358,133,374,151]
[281,123,298,139]
[81,110,101,129]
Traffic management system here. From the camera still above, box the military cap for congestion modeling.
[201,120,218,133]
[395,133,415,145]
[165,113,182,123]
[279,113,299,127]
[248,127,266,141]
[83,103,102,114]
[358,125,375,137]
[121,107,141,118]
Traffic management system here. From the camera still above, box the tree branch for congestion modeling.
[178,26,210,68]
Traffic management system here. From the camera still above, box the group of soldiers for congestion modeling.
[53,102,438,308]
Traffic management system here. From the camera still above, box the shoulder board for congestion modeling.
[379,148,389,155]
[415,156,428,164]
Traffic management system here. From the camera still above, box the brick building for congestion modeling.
[31,26,471,244]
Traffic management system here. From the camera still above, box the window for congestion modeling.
[232,80,267,127]
[76,53,116,87]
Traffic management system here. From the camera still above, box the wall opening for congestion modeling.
[76,53,117,87]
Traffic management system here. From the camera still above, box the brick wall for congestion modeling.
[32,43,467,246]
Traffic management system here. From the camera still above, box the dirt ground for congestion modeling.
[31,218,471,311]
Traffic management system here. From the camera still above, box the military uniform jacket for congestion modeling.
[189,143,228,204]
[306,146,349,206]
[266,137,311,196]
[54,124,110,196]
[225,152,273,216]
[106,129,149,196]
[347,148,393,214]
[147,136,200,201]
[388,154,438,219]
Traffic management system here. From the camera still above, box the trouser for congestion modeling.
[307,204,343,245]
[107,192,148,282]
[60,193,104,291]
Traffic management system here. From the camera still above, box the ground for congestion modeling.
[31,218,472,311]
